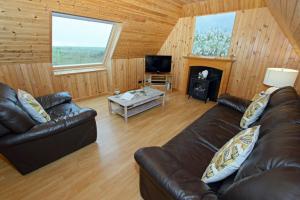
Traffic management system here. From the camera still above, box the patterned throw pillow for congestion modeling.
[18,89,51,123]
[240,94,270,129]
[251,92,265,102]
[202,126,260,184]
[251,87,278,101]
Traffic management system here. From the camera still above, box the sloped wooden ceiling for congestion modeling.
[0,0,184,63]
[182,0,266,16]
[266,0,300,56]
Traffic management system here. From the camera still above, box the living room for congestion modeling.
[0,0,300,199]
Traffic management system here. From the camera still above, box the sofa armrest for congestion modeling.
[0,108,97,148]
[218,94,251,113]
[36,92,72,110]
[135,147,218,200]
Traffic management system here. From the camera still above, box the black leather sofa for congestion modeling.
[135,86,300,200]
[0,82,97,175]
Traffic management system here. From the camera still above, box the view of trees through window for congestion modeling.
[52,13,114,66]
[193,12,236,57]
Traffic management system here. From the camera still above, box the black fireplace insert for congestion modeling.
[188,66,223,102]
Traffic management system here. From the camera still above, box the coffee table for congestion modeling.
[108,87,165,122]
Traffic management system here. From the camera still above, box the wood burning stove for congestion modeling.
[188,66,223,103]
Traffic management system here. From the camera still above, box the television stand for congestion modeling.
[144,73,173,92]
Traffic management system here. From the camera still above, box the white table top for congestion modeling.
[108,87,165,107]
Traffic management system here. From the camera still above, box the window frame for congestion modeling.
[51,12,119,70]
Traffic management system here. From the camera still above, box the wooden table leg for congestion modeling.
[124,106,128,123]
[108,100,112,114]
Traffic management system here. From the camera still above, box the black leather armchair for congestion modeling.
[0,82,97,175]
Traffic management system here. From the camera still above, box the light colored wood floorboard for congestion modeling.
[0,92,215,200]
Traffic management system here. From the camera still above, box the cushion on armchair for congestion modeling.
[17,89,51,123]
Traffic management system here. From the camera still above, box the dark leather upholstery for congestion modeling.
[135,86,300,200]
[0,82,97,174]
[0,83,36,133]
[36,91,72,110]
[0,123,10,137]
[217,94,251,113]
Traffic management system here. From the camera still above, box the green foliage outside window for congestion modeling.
[192,12,236,57]
[193,28,232,57]
[52,47,106,66]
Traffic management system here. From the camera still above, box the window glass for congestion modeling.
[52,13,114,66]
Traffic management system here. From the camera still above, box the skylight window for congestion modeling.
[52,12,114,67]
[193,12,236,57]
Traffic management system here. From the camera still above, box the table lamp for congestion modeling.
[263,68,299,88]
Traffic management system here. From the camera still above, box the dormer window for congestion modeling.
[52,12,116,67]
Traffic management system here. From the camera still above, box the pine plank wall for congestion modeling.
[0,0,299,100]
[159,7,300,99]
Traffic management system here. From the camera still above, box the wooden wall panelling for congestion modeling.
[266,0,300,56]
[159,7,300,99]
[0,63,109,100]
[111,58,145,93]
[112,59,129,92]
[228,8,300,98]
[182,0,267,17]
[159,17,195,89]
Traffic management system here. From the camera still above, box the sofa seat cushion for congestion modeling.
[47,102,82,121]
[163,105,243,176]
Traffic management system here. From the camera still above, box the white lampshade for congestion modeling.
[263,68,299,87]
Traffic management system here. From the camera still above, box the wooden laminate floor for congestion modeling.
[0,92,215,200]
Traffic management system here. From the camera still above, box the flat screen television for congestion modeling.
[145,55,172,73]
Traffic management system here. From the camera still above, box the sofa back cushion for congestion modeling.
[0,83,36,133]
[219,87,300,198]
[0,123,10,137]
[235,87,300,180]
[256,87,300,137]
[234,123,300,181]
[266,86,299,109]
[221,167,300,200]
[258,100,300,137]
[220,122,300,199]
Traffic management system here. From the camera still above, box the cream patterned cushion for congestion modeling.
[202,126,260,184]
[251,87,278,101]
[18,89,51,123]
[240,94,270,129]
[251,92,265,102]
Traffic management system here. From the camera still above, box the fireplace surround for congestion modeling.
[181,56,235,97]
